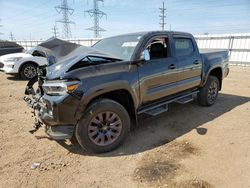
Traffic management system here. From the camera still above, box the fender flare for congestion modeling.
[75,81,139,120]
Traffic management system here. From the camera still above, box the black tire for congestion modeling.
[75,99,131,153]
[197,75,220,106]
[20,63,37,80]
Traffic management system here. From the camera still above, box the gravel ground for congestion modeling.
[0,66,250,188]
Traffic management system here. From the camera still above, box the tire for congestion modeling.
[75,99,131,153]
[197,75,219,106]
[20,63,37,80]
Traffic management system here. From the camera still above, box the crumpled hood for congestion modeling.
[46,46,121,79]
[37,38,81,61]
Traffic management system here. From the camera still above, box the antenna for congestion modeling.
[55,0,75,39]
[52,25,59,38]
[85,0,106,38]
[159,1,166,31]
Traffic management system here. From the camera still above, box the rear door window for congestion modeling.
[174,38,194,57]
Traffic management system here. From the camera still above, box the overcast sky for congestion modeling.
[0,0,250,40]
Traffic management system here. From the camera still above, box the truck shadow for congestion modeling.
[6,75,26,81]
[57,93,250,156]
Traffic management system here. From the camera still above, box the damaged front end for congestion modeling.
[23,44,123,140]
[23,65,46,134]
[23,66,78,140]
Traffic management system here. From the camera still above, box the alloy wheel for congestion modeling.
[88,111,123,146]
[207,81,218,104]
[23,65,36,79]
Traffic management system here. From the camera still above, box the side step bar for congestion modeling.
[138,90,199,116]
[144,104,168,116]
[176,95,194,104]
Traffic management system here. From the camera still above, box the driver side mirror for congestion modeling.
[140,49,150,61]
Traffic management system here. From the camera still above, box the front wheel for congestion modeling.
[20,63,37,80]
[75,99,130,153]
[197,75,219,106]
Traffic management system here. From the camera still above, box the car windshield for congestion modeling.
[92,34,142,61]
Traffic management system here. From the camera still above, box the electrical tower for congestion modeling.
[52,25,59,38]
[159,1,166,31]
[9,32,14,41]
[85,0,107,38]
[55,0,74,39]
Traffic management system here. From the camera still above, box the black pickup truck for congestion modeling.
[24,31,229,153]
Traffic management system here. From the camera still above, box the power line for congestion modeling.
[159,1,166,31]
[52,25,59,38]
[55,0,75,39]
[85,0,107,38]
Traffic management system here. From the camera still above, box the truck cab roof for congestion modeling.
[104,31,193,39]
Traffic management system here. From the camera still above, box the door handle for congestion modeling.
[194,60,200,65]
[168,64,176,69]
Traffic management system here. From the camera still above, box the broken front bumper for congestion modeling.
[24,93,80,140]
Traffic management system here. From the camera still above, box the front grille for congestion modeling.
[0,62,4,69]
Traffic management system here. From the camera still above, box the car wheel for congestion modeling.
[75,99,130,153]
[197,75,219,106]
[20,63,37,80]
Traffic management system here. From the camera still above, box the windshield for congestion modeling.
[92,34,142,60]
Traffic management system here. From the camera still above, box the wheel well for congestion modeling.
[19,61,38,74]
[87,90,136,123]
[209,68,222,90]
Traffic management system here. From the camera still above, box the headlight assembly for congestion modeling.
[42,80,80,96]
[5,57,23,62]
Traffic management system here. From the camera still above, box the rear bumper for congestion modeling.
[225,67,229,77]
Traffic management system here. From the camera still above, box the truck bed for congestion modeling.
[199,49,229,63]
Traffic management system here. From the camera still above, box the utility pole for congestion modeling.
[159,1,166,31]
[9,32,14,41]
[85,0,107,38]
[0,19,3,38]
[55,0,74,39]
[52,25,59,38]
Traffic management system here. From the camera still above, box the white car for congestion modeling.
[0,49,47,79]
[0,38,81,80]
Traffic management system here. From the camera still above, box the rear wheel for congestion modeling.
[75,99,130,153]
[20,63,37,80]
[197,75,219,106]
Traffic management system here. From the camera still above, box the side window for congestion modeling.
[174,38,194,57]
[146,37,169,59]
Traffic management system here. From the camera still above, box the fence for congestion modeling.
[15,33,250,66]
[195,34,250,66]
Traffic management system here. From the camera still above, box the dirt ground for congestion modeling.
[0,66,250,188]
